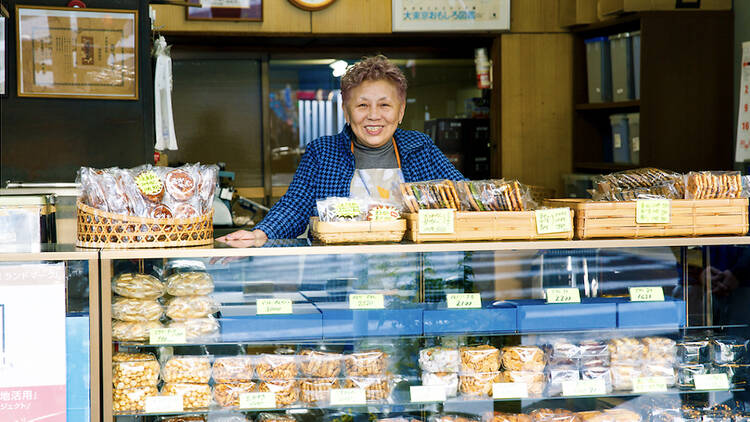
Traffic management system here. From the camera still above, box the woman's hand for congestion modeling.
[216,229,268,248]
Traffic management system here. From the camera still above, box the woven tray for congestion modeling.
[404,210,575,242]
[310,217,406,244]
[544,198,749,239]
[76,201,213,248]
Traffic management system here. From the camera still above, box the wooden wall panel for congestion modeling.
[501,33,573,194]
[152,1,310,35]
[311,0,391,33]
[510,0,565,33]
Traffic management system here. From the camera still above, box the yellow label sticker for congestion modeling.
[492,382,529,399]
[410,385,447,403]
[629,287,665,302]
[535,208,572,234]
[149,327,186,345]
[545,288,581,304]
[144,395,183,413]
[330,388,367,406]
[349,294,385,310]
[636,199,671,224]
[418,209,455,234]
[632,376,668,393]
[239,392,276,409]
[562,379,607,396]
[694,374,730,390]
[446,293,482,309]
[257,298,293,315]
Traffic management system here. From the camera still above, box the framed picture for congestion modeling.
[187,0,262,21]
[392,0,510,32]
[16,6,138,100]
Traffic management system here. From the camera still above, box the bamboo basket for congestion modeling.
[76,201,214,248]
[310,217,407,244]
[544,198,749,239]
[404,210,575,243]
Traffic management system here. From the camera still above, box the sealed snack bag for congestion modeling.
[316,197,367,222]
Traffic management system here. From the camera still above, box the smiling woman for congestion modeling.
[217,55,464,244]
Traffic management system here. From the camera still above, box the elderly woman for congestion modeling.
[219,55,463,245]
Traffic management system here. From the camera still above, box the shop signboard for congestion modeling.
[736,42,750,163]
[392,0,510,32]
[0,263,66,421]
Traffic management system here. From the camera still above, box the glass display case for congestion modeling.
[100,238,750,422]
[0,245,99,422]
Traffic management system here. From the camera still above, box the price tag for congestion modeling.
[410,385,447,403]
[694,374,730,390]
[239,392,276,409]
[418,209,455,234]
[446,293,481,309]
[349,294,385,310]
[562,379,607,396]
[629,287,665,302]
[330,388,367,406]
[149,327,186,345]
[632,376,668,393]
[257,298,293,315]
[144,396,183,413]
[545,288,581,304]
[492,382,529,399]
[535,208,572,234]
[636,199,671,224]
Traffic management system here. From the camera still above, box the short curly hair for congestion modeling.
[340,55,407,103]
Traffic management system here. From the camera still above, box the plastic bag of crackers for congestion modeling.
[401,179,536,212]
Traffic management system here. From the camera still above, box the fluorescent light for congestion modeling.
[329,60,348,77]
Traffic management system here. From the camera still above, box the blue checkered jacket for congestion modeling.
[255,125,465,238]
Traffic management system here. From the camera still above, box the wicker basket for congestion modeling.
[76,201,213,248]
[310,217,406,244]
[544,198,749,239]
[404,210,575,243]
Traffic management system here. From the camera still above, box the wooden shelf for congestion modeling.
[574,161,640,172]
[576,100,640,111]
[572,13,641,34]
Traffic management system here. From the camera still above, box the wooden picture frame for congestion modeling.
[288,0,337,11]
[186,0,262,21]
[16,6,138,100]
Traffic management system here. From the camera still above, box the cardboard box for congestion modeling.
[599,0,731,17]
[559,0,598,27]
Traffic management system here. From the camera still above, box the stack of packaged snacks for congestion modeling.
[590,168,685,201]
[344,349,391,402]
[256,413,296,422]
[545,342,581,396]
[211,356,256,408]
[685,171,743,199]
[579,340,612,394]
[161,355,213,410]
[500,346,546,397]
[256,352,300,407]
[709,337,749,387]
[429,415,480,422]
[609,338,645,391]
[161,416,207,422]
[676,337,710,389]
[641,337,677,387]
[164,264,219,342]
[458,345,501,398]
[419,347,459,398]
[111,352,160,413]
[490,413,533,422]
[400,179,535,212]
[299,349,342,405]
[111,272,165,342]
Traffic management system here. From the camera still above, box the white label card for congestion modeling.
[535,208,572,234]
[629,286,665,302]
[239,392,276,409]
[144,396,183,414]
[257,298,293,315]
[149,327,186,345]
[446,293,481,309]
[349,294,385,310]
[562,379,607,396]
[545,288,581,304]
[410,385,446,403]
[418,209,455,234]
[493,382,529,399]
[330,388,367,406]
[694,374,730,391]
[633,376,668,393]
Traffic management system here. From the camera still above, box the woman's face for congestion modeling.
[343,79,406,148]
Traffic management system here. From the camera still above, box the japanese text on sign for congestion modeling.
[446,293,481,309]
[629,287,665,302]
[149,327,186,345]
[735,41,750,161]
[632,377,668,393]
[418,209,455,234]
[694,374,730,391]
[239,392,276,409]
[562,379,607,396]
[545,288,581,304]
[349,294,385,310]
[636,199,671,224]
[257,299,293,315]
[334,201,361,219]
[330,388,367,406]
[535,208,572,234]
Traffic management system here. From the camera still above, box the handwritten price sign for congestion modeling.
[330,388,367,406]
[149,327,186,345]
[545,288,581,304]
[636,199,670,224]
[239,392,276,409]
[562,379,607,396]
[349,294,385,310]
[629,287,665,302]
[535,208,572,234]
[446,293,481,309]
[418,209,455,234]
[694,374,730,391]
[257,298,293,315]
[633,376,668,393]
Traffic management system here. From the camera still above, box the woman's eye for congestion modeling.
[380,104,391,108]
[357,104,367,108]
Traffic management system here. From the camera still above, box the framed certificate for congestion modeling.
[392,0,510,32]
[16,6,138,100]
[187,0,262,21]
